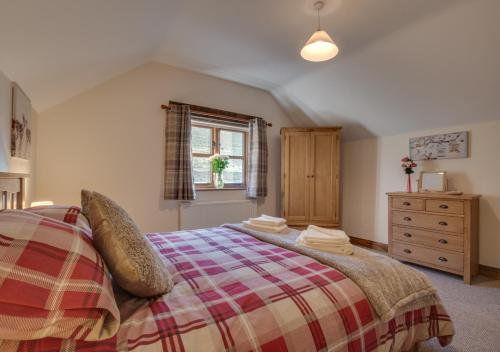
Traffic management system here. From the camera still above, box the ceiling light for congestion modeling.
[301,1,339,62]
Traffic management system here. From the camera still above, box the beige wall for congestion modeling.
[342,120,500,268]
[36,62,294,232]
[0,70,37,204]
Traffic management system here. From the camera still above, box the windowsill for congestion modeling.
[196,186,246,191]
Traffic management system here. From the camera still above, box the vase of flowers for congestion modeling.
[401,156,417,193]
[209,154,229,189]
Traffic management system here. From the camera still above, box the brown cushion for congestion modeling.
[85,191,173,297]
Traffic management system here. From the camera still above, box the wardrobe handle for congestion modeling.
[438,239,448,244]
[438,257,448,262]
[403,217,412,221]
[403,233,412,238]
[404,249,412,254]
[403,202,411,206]
[438,221,448,226]
[439,204,449,209]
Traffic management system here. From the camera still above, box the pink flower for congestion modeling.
[401,157,410,162]
[411,162,417,167]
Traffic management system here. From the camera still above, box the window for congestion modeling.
[191,121,247,189]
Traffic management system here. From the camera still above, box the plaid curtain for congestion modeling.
[247,118,268,198]
[164,104,196,200]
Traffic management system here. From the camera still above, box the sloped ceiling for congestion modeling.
[1,0,499,140]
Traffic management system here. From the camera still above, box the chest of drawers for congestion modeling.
[387,192,481,284]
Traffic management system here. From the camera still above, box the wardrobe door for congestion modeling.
[308,131,340,226]
[282,131,310,222]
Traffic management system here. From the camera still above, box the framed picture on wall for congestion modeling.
[409,131,468,161]
[11,82,32,160]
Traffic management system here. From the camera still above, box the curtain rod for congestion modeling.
[161,102,272,127]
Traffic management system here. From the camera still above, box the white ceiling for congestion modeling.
[1,0,499,140]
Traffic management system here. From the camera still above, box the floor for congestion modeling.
[409,264,500,352]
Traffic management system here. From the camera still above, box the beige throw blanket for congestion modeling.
[223,223,439,322]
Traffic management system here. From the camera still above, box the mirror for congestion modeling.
[418,172,447,192]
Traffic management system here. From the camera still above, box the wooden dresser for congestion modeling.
[387,192,481,284]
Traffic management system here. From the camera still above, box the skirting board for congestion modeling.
[349,235,388,252]
[479,264,500,280]
[349,236,500,280]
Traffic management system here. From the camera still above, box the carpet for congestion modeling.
[411,265,500,352]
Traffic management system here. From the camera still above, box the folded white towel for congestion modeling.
[243,220,288,233]
[249,214,286,226]
[300,234,350,246]
[300,228,350,246]
[301,242,354,255]
[301,230,350,245]
[297,232,353,255]
[306,225,349,240]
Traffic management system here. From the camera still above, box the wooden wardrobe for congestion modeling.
[280,127,341,228]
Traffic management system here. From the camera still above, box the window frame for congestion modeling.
[191,121,248,190]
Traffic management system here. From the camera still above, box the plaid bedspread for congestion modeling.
[6,226,454,351]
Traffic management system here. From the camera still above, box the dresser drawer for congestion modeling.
[393,226,463,252]
[392,210,464,234]
[393,242,464,272]
[426,199,464,215]
[392,197,424,211]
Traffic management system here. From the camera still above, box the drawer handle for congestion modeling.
[403,249,412,254]
[438,257,448,262]
[439,204,449,209]
[403,233,412,238]
[403,217,412,221]
[403,202,411,206]
[438,221,448,226]
[438,239,448,244]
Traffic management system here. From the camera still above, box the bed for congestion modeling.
[0,174,454,351]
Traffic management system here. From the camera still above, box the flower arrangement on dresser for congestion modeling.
[401,156,417,193]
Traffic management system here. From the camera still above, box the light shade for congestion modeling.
[300,30,339,62]
[30,200,54,207]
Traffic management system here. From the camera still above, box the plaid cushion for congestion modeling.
[25,205,92,237]
[0,210,119,342]
[6,226,454,351]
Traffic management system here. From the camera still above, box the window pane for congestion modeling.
[220,130,243,156]
[223,159,243,184]
[192,157,211,184]
[192,126,212,154]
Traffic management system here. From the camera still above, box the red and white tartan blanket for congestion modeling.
[5,226,454,351]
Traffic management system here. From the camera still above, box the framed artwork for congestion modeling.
[11,83,32,160]
[409,131,468,161]
[418,171,448,192]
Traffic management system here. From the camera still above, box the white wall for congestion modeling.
[0,70,37,204]
[0,71,10,171]
[36,62,294,232]
[342,120,500,268]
